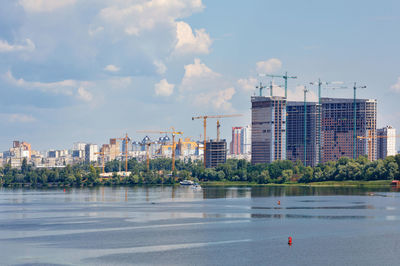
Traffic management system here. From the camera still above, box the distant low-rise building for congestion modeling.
[4,140,32,168]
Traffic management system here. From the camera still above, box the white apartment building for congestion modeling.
[377,126,396,159]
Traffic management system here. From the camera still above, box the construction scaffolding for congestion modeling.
[251,96,286,164]
[321,98,377,162]
[286,101,320,167]
[205,139,227,168]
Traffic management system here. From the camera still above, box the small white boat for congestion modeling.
[180,180,194,186]
[192,183,202,190]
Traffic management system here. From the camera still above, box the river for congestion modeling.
[0,186,399,265]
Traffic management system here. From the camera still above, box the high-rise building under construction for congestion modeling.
[251,96,286,164]
[320,98,377,162]
[286,102,320,167]
[205,139,227,168]
[251,95,377,165]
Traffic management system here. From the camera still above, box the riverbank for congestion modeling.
[201,180,393,188]
[1,180,394,188]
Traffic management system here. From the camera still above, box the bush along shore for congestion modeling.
[1,155,400,188]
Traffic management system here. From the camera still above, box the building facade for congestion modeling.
[229,126,251,155]
[230,126,251,155]
[377,126,396,159]
[101,138,120,162]
[85,144,98,163]
[205,139,227,168]
[321,98,377,162]
[242,125,251,155]
[3,140,32,168]
[286,101,320,167]
[251,96,286,164]
[230,127,243,155]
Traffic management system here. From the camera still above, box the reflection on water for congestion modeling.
[252,205,374,210]
[250,213,373,219]
[1,185,397,203]
[204,186,396,199]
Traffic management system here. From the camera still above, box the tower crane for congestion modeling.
[117,133,130,173]
[140,141,157,172]
[330,82,367,159]
[94,149,106,174]
[303,86,309,166]
[357,133,400,161]
[259,72,297,159]
[191,114,242,168]
[256,82,267,96]
[258,72,297,98]
[137,128,183,172]
[309,79,348,163]
[352,83,367,159]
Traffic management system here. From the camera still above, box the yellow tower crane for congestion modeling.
[94,149,106,174]
[357,132,400,161]
[191,114,242,168]
[137,128,183,172]
[140,141,157,172]
[117,133,130,173]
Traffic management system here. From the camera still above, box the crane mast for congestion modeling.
[94,150,106,174]
[117,133,130,173]
[137,128,183,173]
[357,134,400,161]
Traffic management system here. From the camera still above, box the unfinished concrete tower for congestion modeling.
[321,98,377,162]
[251,96,286,164]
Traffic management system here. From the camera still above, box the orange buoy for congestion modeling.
[278,200,281,205]
[288,236,292,246]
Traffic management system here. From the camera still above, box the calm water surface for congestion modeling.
[1,186,400,265]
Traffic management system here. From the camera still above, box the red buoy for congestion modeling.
[63,189,66,192]
[278,200,281,205]
[288,236,292,246]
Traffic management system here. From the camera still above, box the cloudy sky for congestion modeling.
[1,0,400,151]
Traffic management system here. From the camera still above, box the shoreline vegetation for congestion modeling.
[1,155,399,188]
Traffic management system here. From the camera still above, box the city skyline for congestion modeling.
[1,0,400,151]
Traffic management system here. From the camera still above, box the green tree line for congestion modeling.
[0,155,399,187]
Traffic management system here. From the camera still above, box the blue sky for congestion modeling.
[0,0,399,151]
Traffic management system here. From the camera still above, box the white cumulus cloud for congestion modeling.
[268,83,318,101]
[77,87,93,102]
[104,64,120,72]
[8,113,36,123]
[89,26,104,36]
[178,59,236,111]
[4,70,77,95]
[196,87,236,111]
[256,58,282,74]
[237,77,258,92]
[180,58,220,91]
[183,58,219,79]
[19,0,76,12]
[3,71,98,102]
[174,21,212,55]
[155,79,174,96]
[0,39,35,53]
[99,0,204,36]
[390,77,400,93]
